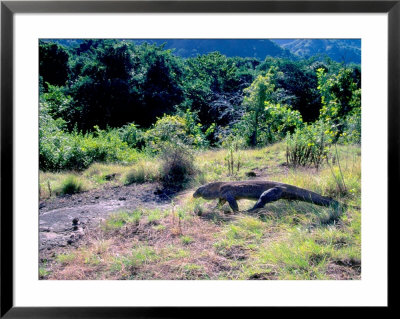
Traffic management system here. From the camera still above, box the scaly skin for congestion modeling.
[193,181,340,212]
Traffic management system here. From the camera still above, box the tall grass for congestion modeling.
[56,175,86,195]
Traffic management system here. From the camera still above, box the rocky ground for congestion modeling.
[39,183,172,252]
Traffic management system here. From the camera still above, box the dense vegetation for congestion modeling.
[39,39,361,173]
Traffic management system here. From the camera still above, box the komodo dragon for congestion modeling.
[193,181,343,212]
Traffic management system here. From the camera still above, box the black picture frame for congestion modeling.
[1,0,395,317]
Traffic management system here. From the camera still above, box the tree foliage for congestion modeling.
[39,39,361,171]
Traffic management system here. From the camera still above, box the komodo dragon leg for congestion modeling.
[248,187,283,211]
[225,194,239,212]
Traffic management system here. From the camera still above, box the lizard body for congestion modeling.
[193,181,340,212]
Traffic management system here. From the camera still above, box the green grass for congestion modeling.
[39,267,51,278]
[55,253,76,265]
[146,209,162,224]
[181,235,194,245]
[101,210,142,231]
[109,245,160,275]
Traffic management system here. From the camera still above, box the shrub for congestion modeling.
[338,107,361,144]
[57,175,85,195]
[144,112,208,153]
[144,115,189,152]
[286,121,334,168]
[118,123,145,148]
[159,142,196,190]
[39,106,140,171]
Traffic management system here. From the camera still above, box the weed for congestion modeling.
[56,253,76,265]
[39,267,51,278]
[181,235,194,245]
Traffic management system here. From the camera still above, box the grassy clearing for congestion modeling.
[39,157,158,200]
[44,203,360,280]
[40,142,361,280]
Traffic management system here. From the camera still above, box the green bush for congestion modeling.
[144,111,208,153]
[235,102,303,146]
[118,123,145,148]
[338,107,361,144]
[286,121,334,168]
[39,105,141,171]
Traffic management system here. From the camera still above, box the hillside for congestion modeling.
[42,38,361,64]
[272,39,361,64]
[133,39,294,60]
[43,38,294,60]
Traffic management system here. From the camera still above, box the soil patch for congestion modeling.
[39,182,170,252]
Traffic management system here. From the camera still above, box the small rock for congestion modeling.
[105,173,116,181]
[67,239,73,245]
[245,171,257,177]
[72,217,79,225]
[94,196,100,199]
[39,202,46,209]
[119,197,126,201]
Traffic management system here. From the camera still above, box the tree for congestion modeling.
[257,57,322,122]
[133,43,185,127]
[242,70,276,145]
[67,40,135,130]
[39,41,70,90]
[316,66,361,141]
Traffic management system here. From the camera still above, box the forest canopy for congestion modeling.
[39,39,361,171]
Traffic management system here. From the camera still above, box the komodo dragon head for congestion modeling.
[193,182,224,199]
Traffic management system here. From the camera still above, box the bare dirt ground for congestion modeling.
[39,183,172,252]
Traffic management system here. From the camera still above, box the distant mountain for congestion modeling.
[272,39,361,64]
[41,39,294,60]
[132,39,294,60]
[41,38,361,64]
